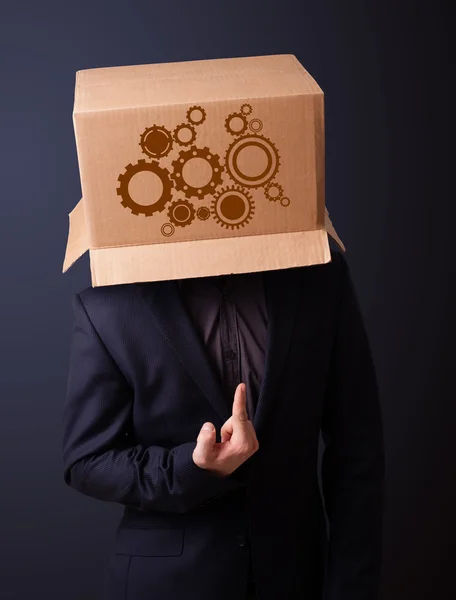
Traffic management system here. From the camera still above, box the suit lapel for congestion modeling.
[136,267,301,433]
[137,279,230,422]
[253,268,301,434]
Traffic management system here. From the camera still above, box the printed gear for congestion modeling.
[167,198,196,228]
[211,185,255,229]
[249,118,263,133]
[224,133,281,188]
[264,181,284,202]
[171,145,224,199]
[173,122,197,146]
[116,159,173,216]
[240,103,253,116]
[196,206,211,221]
[161,223,175,237]
[224,112,248,136]
[186,105,207,125]
[280,196,290,207]
[139,125,173,159]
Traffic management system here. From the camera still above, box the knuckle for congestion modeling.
[245,437,259,455]
[234,415,248,427]
[247,441,257,455]
[196,454,209,468]
[238,442,251,456]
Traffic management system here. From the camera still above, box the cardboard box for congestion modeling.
[63,54,345,286]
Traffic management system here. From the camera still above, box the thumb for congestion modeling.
[194,422,216,463]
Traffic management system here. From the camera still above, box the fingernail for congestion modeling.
[202,423,214,432]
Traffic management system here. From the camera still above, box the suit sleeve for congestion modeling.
[321,254,386,600]
[62,293,244,514]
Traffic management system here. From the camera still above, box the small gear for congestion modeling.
[173,122,197,146]
[116,159,173,216]
[225,133,281,188]
[186,105,207,125]
[171,145,224,199]
[240,103,253,116]
[196,206,211,221]
[211,185,255,229]
[161,223,175,237]
[139,125,173,159]
[167,198,196,227]
[249,118,263,133]
[264,181,284,202]
[280,196,290,207]
[224,112,248,136]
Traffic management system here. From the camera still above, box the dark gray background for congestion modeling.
[0,1,454,598]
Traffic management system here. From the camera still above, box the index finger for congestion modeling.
[232,383,249,422]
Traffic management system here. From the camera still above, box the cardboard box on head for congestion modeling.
[63,54,345,287]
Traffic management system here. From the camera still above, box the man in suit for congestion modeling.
[62,249,385,600]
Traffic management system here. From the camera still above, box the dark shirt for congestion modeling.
[177,271,268,591]
[177,272,268,421]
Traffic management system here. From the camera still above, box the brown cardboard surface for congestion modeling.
[75,94,323,249]
[89,230,331,286]
[74,54,322,112]
[63,54,345,286]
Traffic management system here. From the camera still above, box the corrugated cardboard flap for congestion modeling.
[63,198,89,272]
[74,54,322,113]
[88,229,332,287]
[325,208,346,252]
[62,201,345,283]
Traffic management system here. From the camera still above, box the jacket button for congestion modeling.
[236,534,247,547]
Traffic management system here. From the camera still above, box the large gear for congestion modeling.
[116,159,174,216]
[186,105,207,125]
[173,122,197,146]
[211,185,255,229]
[139,125,173,159]
[224,112,248,136]
[171,145,224,199]
[167,198,196,228]
[224,133,281,188]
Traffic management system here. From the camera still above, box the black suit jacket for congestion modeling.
[62,251,385,600]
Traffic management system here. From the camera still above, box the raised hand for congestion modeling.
[192,383,259,477]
